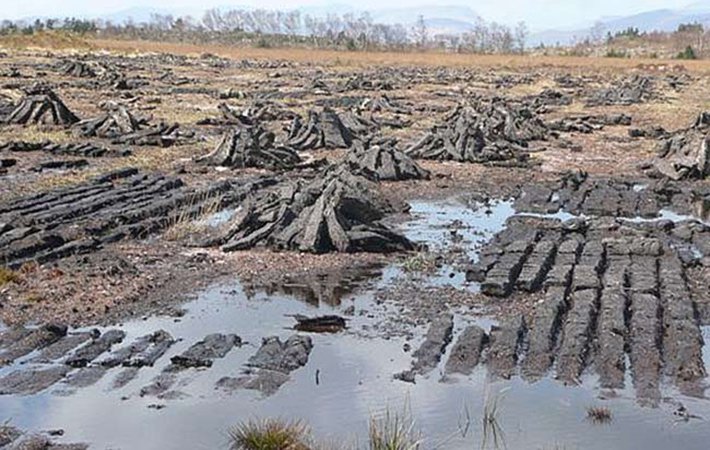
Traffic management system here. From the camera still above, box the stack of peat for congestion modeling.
[344,138,430,181]
[73,103,181,147]
[286,108,357,150]
[57,59,96,78]
[197,126,301,170]
[644,112,709,180]
[406,99,548,165]
[207,165,414,253]
[4,84,79,126]
[586,74,657,106]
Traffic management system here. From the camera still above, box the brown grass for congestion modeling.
[0,31,93,50]
[0,267,20,287]
[90,39,710,73]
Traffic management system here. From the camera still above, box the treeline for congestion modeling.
[0,9,528,54]
[576,21,710,59]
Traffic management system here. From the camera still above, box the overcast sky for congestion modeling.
[3,0,699,30]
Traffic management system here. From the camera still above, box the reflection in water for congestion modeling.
[242,263,385,307]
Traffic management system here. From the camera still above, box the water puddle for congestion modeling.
[2,283,709,449]
[395,198,515,289]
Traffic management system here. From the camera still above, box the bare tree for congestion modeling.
[514,21,528,54]
[412,15,428,49]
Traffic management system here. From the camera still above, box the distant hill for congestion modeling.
[531,6,710,46]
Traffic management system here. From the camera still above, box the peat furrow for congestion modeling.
[629,291,662,406]
[65,329,126,368]
[30,331,98,363]
[444,325,488,376]
[141,333,241,397]
[0,231,66,267]
[596,245,631,390]
[26,176,181,227]
[5,183,113,220]
[10,183,116,219]
[0,182,113,216]
[62,331,175,390]
[561,182,591,215]
[522,285,569,380]
[582,183,623,216]
[87,180,233,236]
[0,167,138,216]
[0,366,71,395]
[516,240,558,292]
[634,190,662,218]
[0,324,67,366]
[481,239,536,297]
[9,238,99,268]
[658,254,706,395]
[556,288,600,384]
[487,315,525,380]
[6,174,155,225]
[513,184,556,214]
[0,226,37,249]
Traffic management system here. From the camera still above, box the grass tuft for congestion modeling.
[229,418,311,450]
[481,387,507,450]
[586,406,612,424]
[369,406,421,450]
[0,267,20,287]
[163,193,225,241]
[401,253,437,274]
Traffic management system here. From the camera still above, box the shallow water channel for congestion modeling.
[1,197,710,450]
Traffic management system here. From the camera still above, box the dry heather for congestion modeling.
[91,39,710,73]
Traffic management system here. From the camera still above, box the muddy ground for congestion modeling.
[0,47,709,448]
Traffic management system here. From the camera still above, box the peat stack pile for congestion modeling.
[243,101,296,122]
[525,89,572,112]
[344,138,430,181]
[196,126,301,170]
[643,112,709,180]
[339,111,379,136]
[361,95,411,114]
[211,166,414,253]
[406,99,548,164]
[110,122,183,147]
[549,113,632,134]
[73,103,147,139]
[286,108,356,150]
[4,84,79,127]
[341,74,394,91]
[196,103,254,127]
[74,103,181,147]
[58,60,96,78]
[0,94,15,121]
[587,75,656,106]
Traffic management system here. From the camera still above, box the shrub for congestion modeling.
[676,46,697,60]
